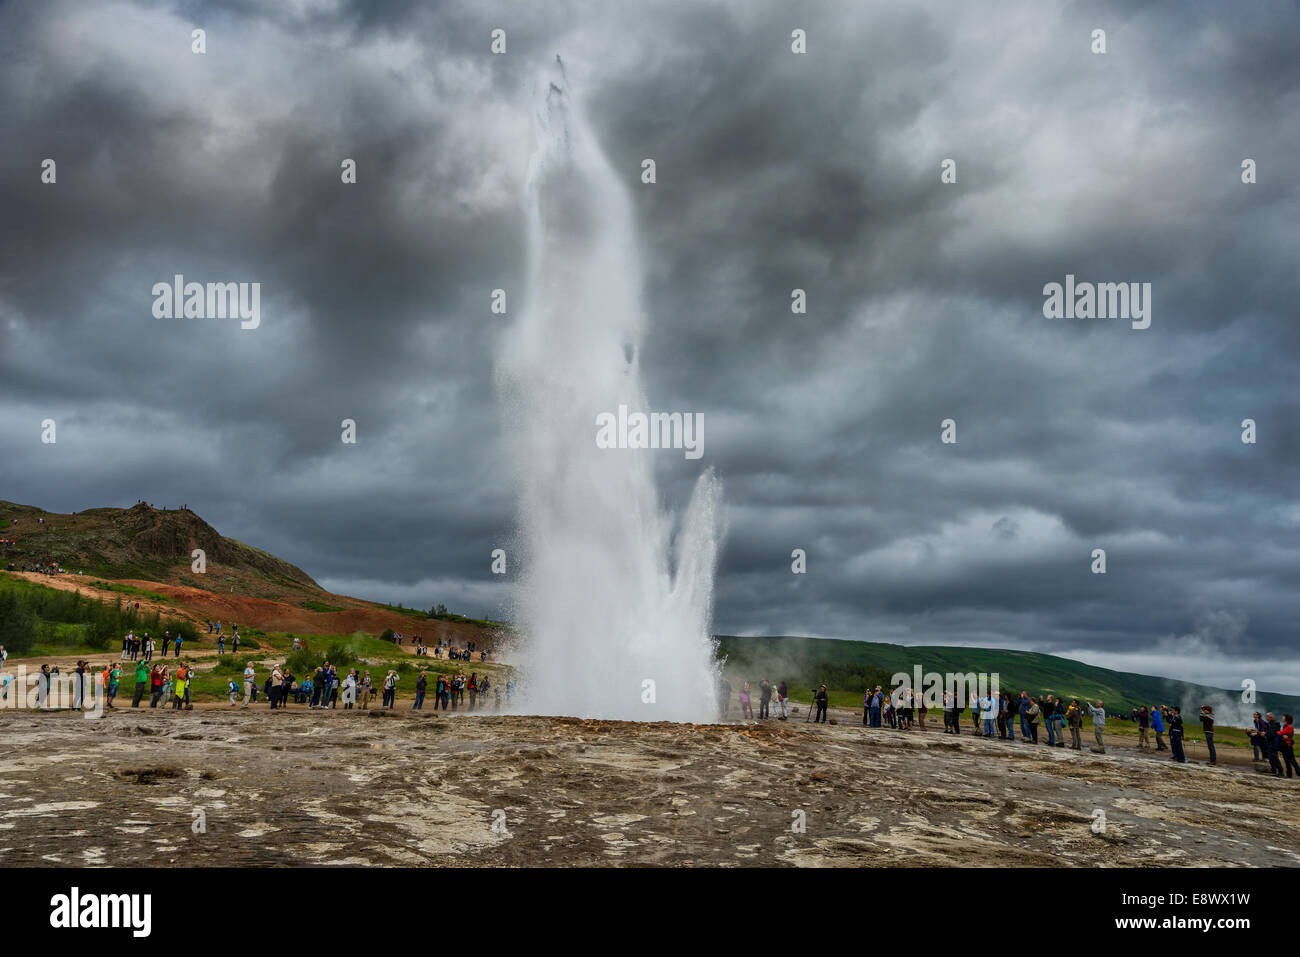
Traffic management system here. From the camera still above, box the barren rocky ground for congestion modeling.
[2,705,1296,867]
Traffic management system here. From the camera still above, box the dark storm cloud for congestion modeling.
[2,0,1298,688]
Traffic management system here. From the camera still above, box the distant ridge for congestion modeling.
[716,634,1300,723]
[1,500,317,597]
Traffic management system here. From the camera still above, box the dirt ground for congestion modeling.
[2,704,1296,868]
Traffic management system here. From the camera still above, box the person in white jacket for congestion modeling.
[342,670,358,709]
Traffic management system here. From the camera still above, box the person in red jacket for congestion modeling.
[1280,715,1299,779]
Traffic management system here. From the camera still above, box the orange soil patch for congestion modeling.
[6,571,498,652]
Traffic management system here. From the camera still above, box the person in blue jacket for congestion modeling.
[1150,705,1167,751]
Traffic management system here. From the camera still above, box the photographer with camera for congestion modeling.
[1199,705,1216,766]
[813,685,829,723]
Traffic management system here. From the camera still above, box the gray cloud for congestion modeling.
[2,0,1298,689]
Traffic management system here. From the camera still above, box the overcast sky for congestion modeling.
[2,0,1298,691]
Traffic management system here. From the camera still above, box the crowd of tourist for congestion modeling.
[717,680,1300,778]
[8,623,1298,782]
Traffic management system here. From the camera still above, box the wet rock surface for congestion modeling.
[1,707,1295,867]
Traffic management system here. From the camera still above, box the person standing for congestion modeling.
[105,663,120,709]
[383,670,397,709]
[150,665,166,708]
[242,662,255,709]
[869,688,882,728]
[161,632,171,657]
[1086,699,1106,753]
[1150,705,1167,751]
[759,679,772,719]
[777,680,788,720]
[72,660,86,711]
[171,665,188,710]
[1137,706,1150,749]
[1027,697,1042,743]
[173,632,183,658]
[217,633,225,655]
[131,658,150,708]
[1018,691,1031,740]
[1264,713,1285,776]
[1168,706,1187,762]
[1005,692,1017,742]
[1280,715,1299,778]
[360,671,372,709]
[35,664,50,709]
[413,671,427,710]
[1043,695,1057,746]
[1066,699,1083,749]
[814,685,829,723]
[1198,706,1216,766]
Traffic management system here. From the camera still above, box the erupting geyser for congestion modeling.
[496,57,723,722]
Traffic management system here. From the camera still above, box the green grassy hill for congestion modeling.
[716,634,1299,726]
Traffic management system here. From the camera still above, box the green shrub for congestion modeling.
[325,642,356,668]
[286,648,324,675]
[0,592,35,653]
